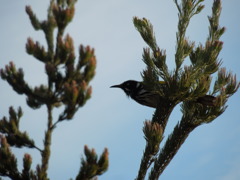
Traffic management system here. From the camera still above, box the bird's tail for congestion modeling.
[197,95,217,106]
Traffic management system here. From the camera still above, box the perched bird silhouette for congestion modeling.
[111,80,216,108]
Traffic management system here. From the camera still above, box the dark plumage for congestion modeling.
[111,80,217,108]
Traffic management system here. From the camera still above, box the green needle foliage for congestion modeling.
[0,0,108,180]
[76,146,109,180]
[133,0,239,180]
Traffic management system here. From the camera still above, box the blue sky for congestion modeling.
[0,0,240,180]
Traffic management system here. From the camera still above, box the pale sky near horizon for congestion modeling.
[1,0,240,180]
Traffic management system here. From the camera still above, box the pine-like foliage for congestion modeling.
[133,0,239,179]
[0,0,108,180]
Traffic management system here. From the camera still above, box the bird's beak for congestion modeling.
[110,84,122,88]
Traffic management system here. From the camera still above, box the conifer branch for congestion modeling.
[136,100,177,180]
[133,17,169,83]
[0,0,108,179]
[136,121,163,180]
[76,146,109,180]
[174,0,204,73]
[149,119,197,180]
[0,136,21,179]
[134,0,239,180]
[40,105,53,179]
[0,107,37,149]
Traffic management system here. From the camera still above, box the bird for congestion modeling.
[110,80,217,108]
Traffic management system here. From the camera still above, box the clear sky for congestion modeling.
[0,0,240,180]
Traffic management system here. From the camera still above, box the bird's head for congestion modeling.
[110,80,141,97]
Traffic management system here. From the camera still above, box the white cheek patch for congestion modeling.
[136,82,141,88]
[138,89,148,95]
